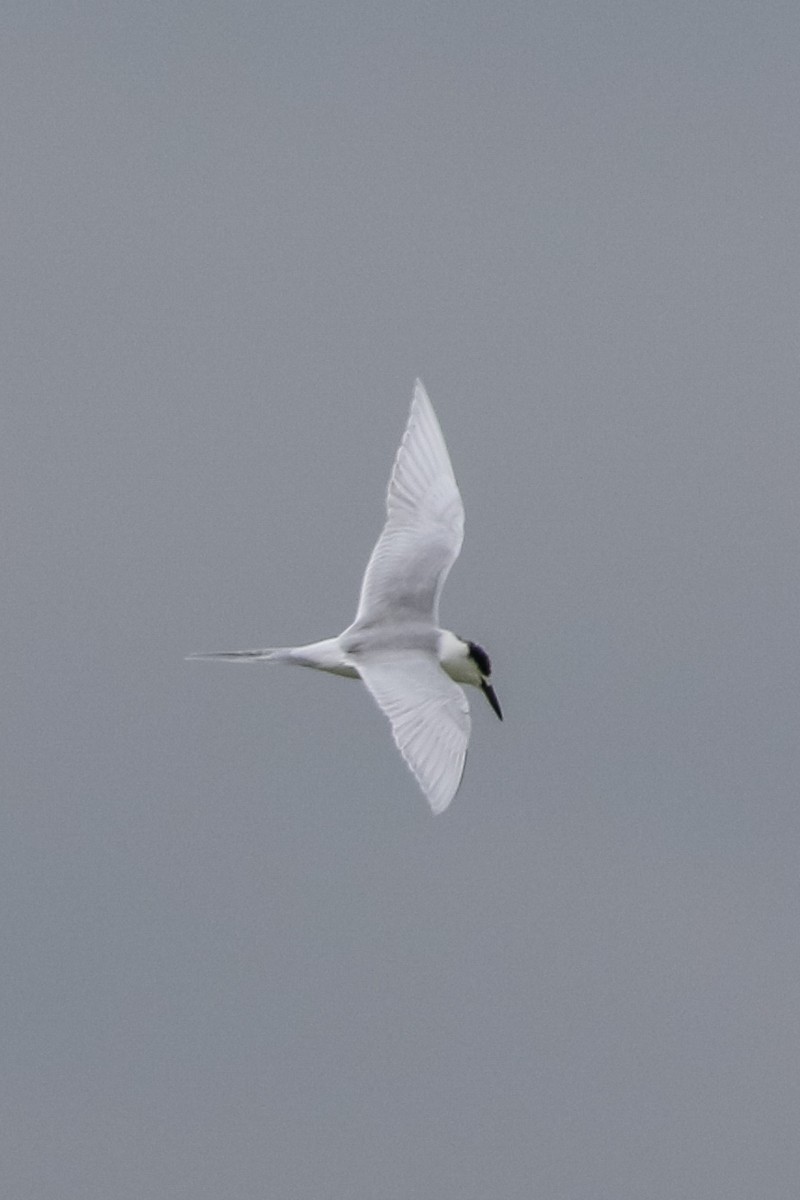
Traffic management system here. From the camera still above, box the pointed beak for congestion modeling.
[481,679,503,721]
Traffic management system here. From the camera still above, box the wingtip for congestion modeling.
[409,378,442,433]
[412,377,430,405]
[425,747,467,816]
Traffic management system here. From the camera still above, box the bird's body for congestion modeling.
[190,380,501,814]
[219,628,484,683]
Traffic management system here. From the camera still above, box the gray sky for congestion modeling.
[4,2,800,1197]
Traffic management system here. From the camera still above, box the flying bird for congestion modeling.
[189,380,501,813]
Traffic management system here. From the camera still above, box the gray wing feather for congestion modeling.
[352,381,464,628]
[355,650,471,814]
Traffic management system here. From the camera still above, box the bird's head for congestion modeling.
[438,631,503,720]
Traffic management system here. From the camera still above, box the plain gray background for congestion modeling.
[5,2,800,1197]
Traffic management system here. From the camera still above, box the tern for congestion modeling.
[189,379,502,814]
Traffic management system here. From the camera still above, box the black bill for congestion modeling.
[481,679,503,721]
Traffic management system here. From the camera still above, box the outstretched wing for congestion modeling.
[355,650,471,814]
[352,380,464,629]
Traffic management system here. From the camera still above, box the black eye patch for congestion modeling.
[467,641,492,676]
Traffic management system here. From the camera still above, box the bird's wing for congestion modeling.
[355,650,471,814]
[352,380,464,628]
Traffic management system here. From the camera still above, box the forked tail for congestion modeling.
[186,647,295,663]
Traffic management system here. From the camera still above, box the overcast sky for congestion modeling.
[4,2,800,1197]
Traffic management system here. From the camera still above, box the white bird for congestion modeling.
[189,380,502,814]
